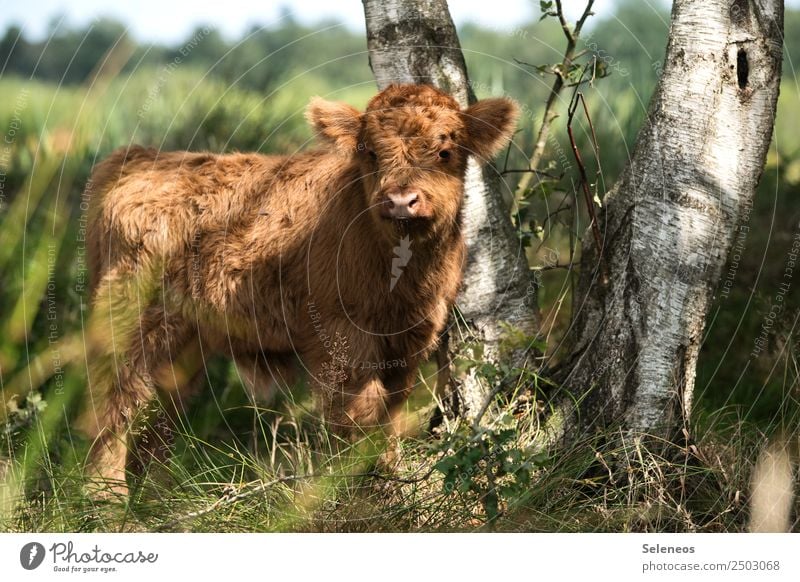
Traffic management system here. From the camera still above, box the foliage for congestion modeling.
[432,420,544,523]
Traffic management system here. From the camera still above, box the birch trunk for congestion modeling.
[557,0,783,438]
[362,0,540,420]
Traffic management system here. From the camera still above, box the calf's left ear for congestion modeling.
[306,97,362,152]
[461,97,520,162]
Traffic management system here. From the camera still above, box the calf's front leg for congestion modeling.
[317,359,419,439]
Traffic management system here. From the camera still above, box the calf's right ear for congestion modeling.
[306,97,362,152]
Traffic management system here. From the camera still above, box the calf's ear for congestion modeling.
[461,97,520,162]
[306,97,362,152]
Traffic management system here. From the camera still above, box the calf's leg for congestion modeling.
[232,350,296,407]
[318,364,418,439]
[78,296,195,498]
[127,334,205,477]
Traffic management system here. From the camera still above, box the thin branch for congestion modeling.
[568,177,578,315]
[515,50,589,73]
[532,191,579,256]
[567,88,607,284]
[578,70,601,159]
[575,0,597,36]
[554,0,574,43]
[513,57,546,70]
[531,262,577,272]
[501,168,563,180]
[472,382,508,431]
[541,205,573,228]
[514,0,596,198]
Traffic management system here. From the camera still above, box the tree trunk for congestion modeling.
[557,0,783,439]
[362,0,540,421]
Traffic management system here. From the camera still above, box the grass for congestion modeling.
[2,395,794,532]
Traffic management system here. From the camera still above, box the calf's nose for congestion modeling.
[383,190,422,219]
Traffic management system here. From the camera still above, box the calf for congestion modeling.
[78,83,518,495]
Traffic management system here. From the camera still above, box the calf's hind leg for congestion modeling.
[127,334,205,478]
[78,301,195,497]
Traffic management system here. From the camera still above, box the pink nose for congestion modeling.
[382,190,422,219]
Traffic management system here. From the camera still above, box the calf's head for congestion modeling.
[306,84,519,241]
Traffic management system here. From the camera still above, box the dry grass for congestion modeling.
[1,384,796,532]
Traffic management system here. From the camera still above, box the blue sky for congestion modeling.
[2,0,627,43]
[5,0,798,46]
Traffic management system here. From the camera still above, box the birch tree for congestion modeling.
[362,0,540,420]
[558,0,784,439]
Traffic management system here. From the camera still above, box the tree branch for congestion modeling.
[515,0,595,198]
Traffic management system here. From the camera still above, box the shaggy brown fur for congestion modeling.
[78,83,518,495]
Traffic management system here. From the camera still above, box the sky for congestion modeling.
[5,0,799,46]
[1,0,624,44]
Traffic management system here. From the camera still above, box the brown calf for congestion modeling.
[78,83,518,495]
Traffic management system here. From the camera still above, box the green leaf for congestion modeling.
[434,456,457,474]
[458,476,473,493]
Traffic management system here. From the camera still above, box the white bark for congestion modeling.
[363,0,471,104]
[560,0,783,437]
[362,0,540,421]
